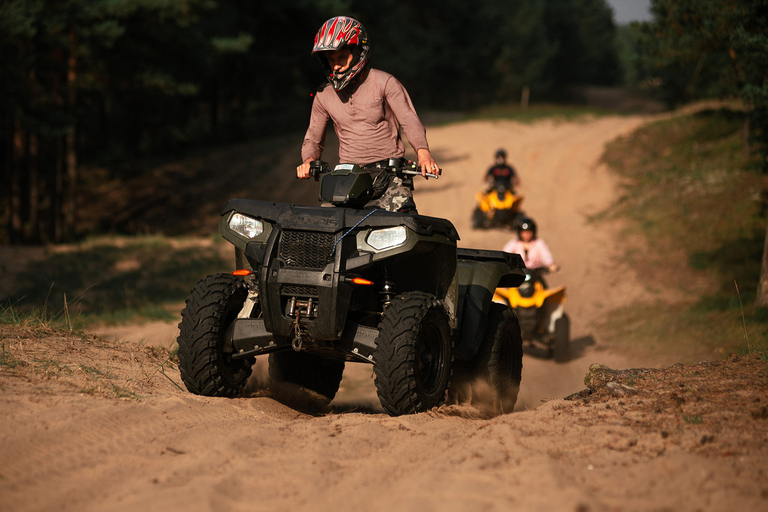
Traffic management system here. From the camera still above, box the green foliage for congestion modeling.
[541,0,622,92]
[356,0,621,107]
[493,0,558,102]
[1,0,624,155]
[636,0,768,164]
[1,0,625,244]
[615,23,647,87]
[0,236,230,326]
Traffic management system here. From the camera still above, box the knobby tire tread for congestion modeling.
[177,273,252,398]
[373,291,452,416]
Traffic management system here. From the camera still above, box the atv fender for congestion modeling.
[454,249,525,361]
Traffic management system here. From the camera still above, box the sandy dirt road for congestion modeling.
[2,115,767,512]
[413,116,661,411]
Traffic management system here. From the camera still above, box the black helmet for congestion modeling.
[312,16,370,91]
[495,148,506,159]
[517,217,537,239]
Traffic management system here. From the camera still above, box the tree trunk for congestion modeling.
[10,116,24,243]
[742,115,750,160]
[210,80,219,140]
[63,29,78,241]
[755,215,768,308]
[54,137,64,242]
[28,133,39,242]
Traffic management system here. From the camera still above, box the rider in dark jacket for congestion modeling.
[485,149,519,192]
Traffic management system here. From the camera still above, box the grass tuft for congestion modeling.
[1,344,19,368]
[683,414,703,425]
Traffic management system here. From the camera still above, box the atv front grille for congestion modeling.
[281,285,319,297]
[279,230,335,268]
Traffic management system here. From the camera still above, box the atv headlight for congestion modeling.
[366,226,407,250]
[229,213,264,239]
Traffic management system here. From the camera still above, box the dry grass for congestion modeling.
[0,323,181,399]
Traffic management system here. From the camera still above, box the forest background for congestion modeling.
[1,0,766,246]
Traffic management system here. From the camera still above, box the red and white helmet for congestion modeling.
[312,16,370,91]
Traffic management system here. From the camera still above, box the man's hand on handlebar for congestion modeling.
[296,158,313,179]
[417,148,441,179]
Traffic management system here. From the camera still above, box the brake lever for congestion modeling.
[307,160,330,182]
[398,160,440,179]
[402,169,440,179]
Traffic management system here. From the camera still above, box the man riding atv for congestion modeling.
[484,149,520,193]
[176,17,527,417]
[472,149,525,230]
[296,16,440,213]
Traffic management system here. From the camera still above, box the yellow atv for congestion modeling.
[493,267,570,362]
[471,184,525,230]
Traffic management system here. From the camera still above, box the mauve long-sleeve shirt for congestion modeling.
[301,68,430,165]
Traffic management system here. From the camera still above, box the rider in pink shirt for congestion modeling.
[503,217,558,272]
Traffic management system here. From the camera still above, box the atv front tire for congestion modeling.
[374,292,452,416]
[268,349,345,402]
[177,273,253,397]
[471,208,486,229]
[473,303,523,414]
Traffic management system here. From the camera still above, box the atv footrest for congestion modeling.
[228,318,287,359]
[338,323,378,363]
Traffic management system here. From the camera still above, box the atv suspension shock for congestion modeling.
[380,280,396,308]
[238,288,260,319]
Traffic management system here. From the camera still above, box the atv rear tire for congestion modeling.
[553,314,570,363]
[473,303,523,414]
[177,273,253,397]
[268,349,345,402]
[374,292,452,416]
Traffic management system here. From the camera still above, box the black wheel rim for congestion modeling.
[415,317,445,395]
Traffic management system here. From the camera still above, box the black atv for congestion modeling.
[177,159,526,416]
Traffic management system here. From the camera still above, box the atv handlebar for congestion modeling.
[308,159,440,180]
[395,159,441,179]
[308,160,331,181]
